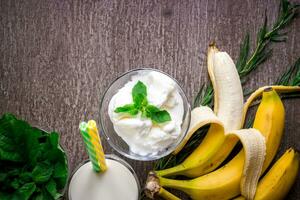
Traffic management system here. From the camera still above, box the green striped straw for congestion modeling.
[79,121,101,172]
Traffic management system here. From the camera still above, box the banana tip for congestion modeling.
[208,41,219,53]
[209,41,216,47]
[263,87,273,92]
[294,148,300,154]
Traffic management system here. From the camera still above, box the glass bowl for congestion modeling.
[99,68,191,161]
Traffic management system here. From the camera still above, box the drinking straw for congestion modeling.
[87,120,107,172]
[79,121,101,172]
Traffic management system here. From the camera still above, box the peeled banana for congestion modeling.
[234,148,299,200]
[157,44,244,178]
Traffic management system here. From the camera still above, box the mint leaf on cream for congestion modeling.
[114,104,138,115]
[145,105,171,123]
[132,81,147,108]
[114,81,172,123]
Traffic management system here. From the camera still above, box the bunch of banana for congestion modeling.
[146,88,284,199]
[145,45,300,200]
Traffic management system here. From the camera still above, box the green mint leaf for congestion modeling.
[11,179,20,189]
[115,104,138,115]
[53,162,68,189]
[0,148,22,162]
[49,132,59,147]
[150,110,172,123]
[31,192,45,200]
[53,162,67,179]
[146,105,172,123]
[32,163,53,183]
[132,81,147,108]
[19,172,32,184]
[145,105,160,113]
[17,182,36,200]
[37,189,53,200]
[133,94,148,109]
[46,179,62,200]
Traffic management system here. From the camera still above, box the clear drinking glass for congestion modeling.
[99,68,191,161]
[67,154,141,200]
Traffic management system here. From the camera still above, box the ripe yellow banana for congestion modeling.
[234,148,299,200]
[147,89,285,200]
[174,44,244,152]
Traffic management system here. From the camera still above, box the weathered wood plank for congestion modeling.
[0,0,299,199]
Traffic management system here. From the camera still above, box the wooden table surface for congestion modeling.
[1,0,299,199]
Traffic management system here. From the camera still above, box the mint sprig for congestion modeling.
[114,81,172,123]
[0,114,68,200]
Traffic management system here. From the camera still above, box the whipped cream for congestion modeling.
[108,71,184,156]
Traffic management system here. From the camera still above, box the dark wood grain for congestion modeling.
[0,0,300,199]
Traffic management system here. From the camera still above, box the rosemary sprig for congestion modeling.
[193,84,213,108]
[155,0,299,170]
[237,0,300,77]
[193,0,299,109]
[276,57,300,86]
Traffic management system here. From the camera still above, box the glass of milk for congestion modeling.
[68,154,140,200]
[100,68,191,161]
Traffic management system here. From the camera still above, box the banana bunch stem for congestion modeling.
[145,172,181,200]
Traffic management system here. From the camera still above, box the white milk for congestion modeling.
[68,159,139,200]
